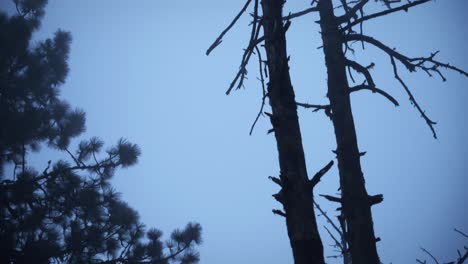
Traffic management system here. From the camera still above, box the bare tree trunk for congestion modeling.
[261,1,325,263]
[317,0,380,263]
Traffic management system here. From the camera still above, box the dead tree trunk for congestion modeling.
[261,1,325,263]
[317,0,380,263]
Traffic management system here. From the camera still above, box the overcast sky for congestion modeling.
[2,0,467,263]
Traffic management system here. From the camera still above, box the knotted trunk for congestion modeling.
[317,0,380,263]
[261,1,324,263]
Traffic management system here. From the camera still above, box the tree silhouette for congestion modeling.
[315,0,467,263]
[208,0,333,263]
[0,1,202,263]
[207,0,467,263]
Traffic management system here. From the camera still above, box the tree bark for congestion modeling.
[317,0,380,263]
[261,1,325,263]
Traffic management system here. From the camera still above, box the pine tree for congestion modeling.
[0,1,202,263]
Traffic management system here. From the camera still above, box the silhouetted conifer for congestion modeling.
[0,1,202,263]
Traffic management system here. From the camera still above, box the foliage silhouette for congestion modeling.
[0,1,202,263]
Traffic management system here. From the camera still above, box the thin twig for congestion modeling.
[420,247,440,264]
[249,45,267,135]
[455,228,468,239]
[342,0,431,32]
[314,201,344,238]
[390,56,437,138]
[324,225,344,252]
[206,0,252,55]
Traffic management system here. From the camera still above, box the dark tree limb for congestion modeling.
[319,194,342,203]
[249,45,267,135]
[207,0,266,96]
[455,228,468,239]
[272,209,287,217]
[297,102,331,113]
[206,0,252,55]
[310,160,334,188]
[345,34,414,70]
[273,190,285,205]
[368,194,384,206]
[349,84,399,107]
[458,248,468,264]
[345,34,468,78]
[225,33,264,95]
[345,59,377,86]
[283,7,319,20]
[268,176,282,187]
[346,59,399,106]
[343,33,468,138]
[390,56,437,138]
[342,0,432,32]
[314,201,344,239]
[336,0,369,24]
[420,247,440,264]
[324,225,344,252]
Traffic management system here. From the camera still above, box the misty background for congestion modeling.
[1,0,466,263]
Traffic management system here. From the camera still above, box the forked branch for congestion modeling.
[390,56,437,138]
[349,83,399,106]
[336,0,370,24]
[342,0,432,32]
[344,34,468,79]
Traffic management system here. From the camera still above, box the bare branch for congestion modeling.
[272,209,286,217]
[345,59,377,86]
[324,225,344,252]
[268,176,282,187]
[336,0,370,24]
[345,34,468,78]
[296,102,331,113]
[408,51,468,79]
[272,190,285,205]
[454,228,468,239]
[390,56,437,138]
[345,59,399,105]
[206,0,252,55]
[458,248,468,264]
[314,201,344,239]
[320,194,342,203]
[283,7,319,20]
[349,83,399,107]
[249,45,267,135]
[345,34,414,70]
[225,34,264,95]
[368,194,384,206]
[420,247,440,264]
[310,160,334,188]
[342,0,431,32]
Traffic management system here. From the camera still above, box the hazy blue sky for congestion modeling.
[2,0,467,263]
